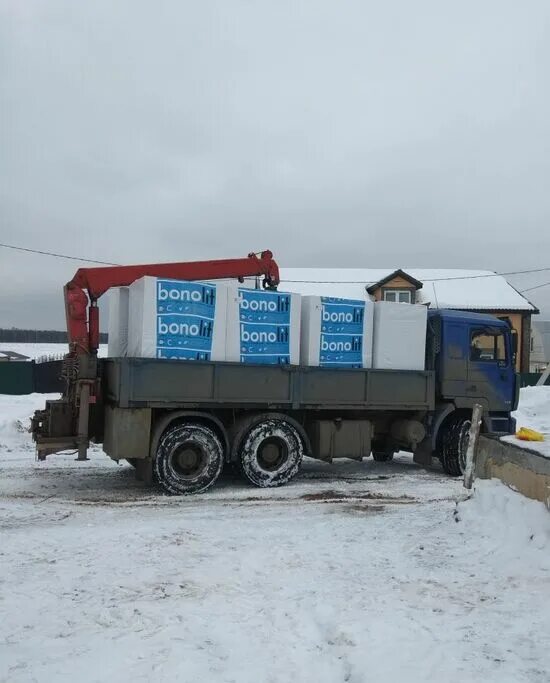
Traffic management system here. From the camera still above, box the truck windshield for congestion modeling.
[470,330,507,364]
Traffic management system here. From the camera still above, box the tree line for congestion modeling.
[0,329,108,343]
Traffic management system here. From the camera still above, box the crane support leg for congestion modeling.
[76,383,90,461]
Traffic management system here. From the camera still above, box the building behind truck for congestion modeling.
[530,321,550,372]
[279,267,538,372]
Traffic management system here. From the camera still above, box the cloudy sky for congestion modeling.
[1,0,550,328]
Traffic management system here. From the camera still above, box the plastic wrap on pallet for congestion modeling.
[226,287,301,365]
[372,301,427,370]
[127,277,228,361]
[108,287,129,357]
[301,296,374,368]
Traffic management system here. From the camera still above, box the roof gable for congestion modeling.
[365,269,423,294]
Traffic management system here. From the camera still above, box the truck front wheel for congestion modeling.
[439,416,470,476]
[154,423,224,495]
[236,417,304,488]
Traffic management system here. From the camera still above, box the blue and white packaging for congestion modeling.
[301,296,374,368]
[127,277,228,361]
[372,301,427,370]
[108,286,129,357]
[226,287,301,365]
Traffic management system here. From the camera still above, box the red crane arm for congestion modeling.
[64,250,280,354]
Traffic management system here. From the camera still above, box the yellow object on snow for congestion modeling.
[516,427,545,442]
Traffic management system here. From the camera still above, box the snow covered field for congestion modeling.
[1,393,550,682]
[0,342,107,360]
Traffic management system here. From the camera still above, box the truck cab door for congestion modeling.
[467,327,515,412]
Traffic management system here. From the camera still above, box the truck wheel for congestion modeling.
[154,423,224,495]
[440,417,470,476]
[237,417,304,488]
[372,451,394,462]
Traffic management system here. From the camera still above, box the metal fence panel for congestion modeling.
[34,360,64,393]
[0,362,35,395]
[519,372,550,387]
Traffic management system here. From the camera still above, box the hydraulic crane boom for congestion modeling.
[64,250,280,355]
[33,250,280,461]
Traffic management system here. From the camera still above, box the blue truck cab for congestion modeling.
[418,309,518,475]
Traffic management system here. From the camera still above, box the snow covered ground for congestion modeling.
[0,342,108,360]
[1,393,550,681]
[502,386,550,459]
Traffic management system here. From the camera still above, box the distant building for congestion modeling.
[530,321,550,372]
[280,268,538,372]
[0,350,30,362]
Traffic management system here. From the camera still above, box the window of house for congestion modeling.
[383,289,412,304]
[470,330,507,364]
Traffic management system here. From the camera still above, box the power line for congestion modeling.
[520,280,550,294]
[0,242,118,266]
[281,266,550,284]
[0,241,548,287]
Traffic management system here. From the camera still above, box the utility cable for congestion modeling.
[0,241,548,286]
[0,242,118,266]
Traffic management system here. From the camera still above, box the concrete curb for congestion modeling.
[476,435,550,508]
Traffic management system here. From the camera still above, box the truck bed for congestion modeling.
[103,358,435,411]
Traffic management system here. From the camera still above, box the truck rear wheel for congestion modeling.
[440,416,470,476]
[236,417,304,488]
[154,422,224,495]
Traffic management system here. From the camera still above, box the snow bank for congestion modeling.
[513,386,550,433]
[0,393,59,452]
[502,386,550,458]
[457,480,550,570]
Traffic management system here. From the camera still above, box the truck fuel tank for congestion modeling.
[390,419,426,449]
[308,419,372,462]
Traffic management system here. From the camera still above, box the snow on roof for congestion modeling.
[279,268,537,311]
[0,350,30,361]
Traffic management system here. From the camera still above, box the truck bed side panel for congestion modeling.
[103,359,434,411]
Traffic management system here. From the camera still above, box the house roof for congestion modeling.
[365,269,423,294]
[278,268,538,312]
[0,350,30,361]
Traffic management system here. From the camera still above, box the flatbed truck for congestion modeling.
[32,252,518,494]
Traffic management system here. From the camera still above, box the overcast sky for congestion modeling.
[1,0,550,329]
